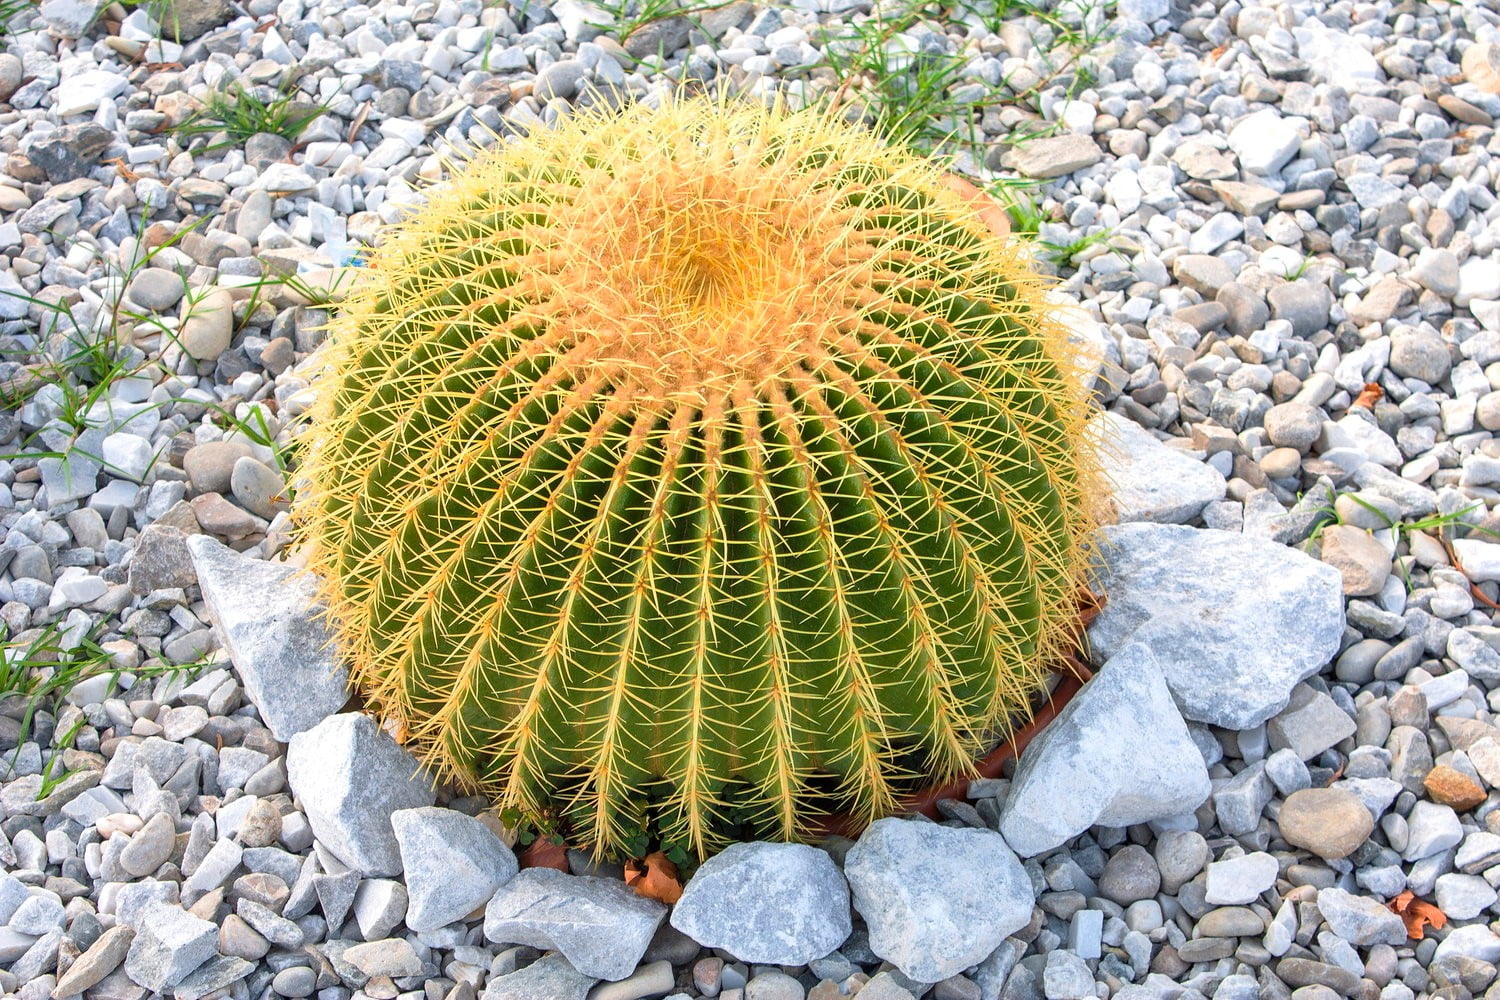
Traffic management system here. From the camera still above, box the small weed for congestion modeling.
[0,620,210,795]
[0,620,114,762]
[36,715,87,798]
[0,0,36,35]
[173,80,330,150]
[1038,227,1124,267]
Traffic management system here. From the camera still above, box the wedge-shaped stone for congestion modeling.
[286,713,434,877]
[393,807,517,931]
[1087,412,1226,524]
[187,535,349,741]
[999,643,1211,857]
[484,869,665,981]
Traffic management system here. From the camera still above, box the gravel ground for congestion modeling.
[3,0,1500,999]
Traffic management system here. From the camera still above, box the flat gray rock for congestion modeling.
[393,806,518,931]
[999,643,1211,857]
[480,953,596,1000]
[1316,888,1406,946]
[123,902,217,993]
[670,841,850,965]
[1087,412,1226,524]
[186,535,350,742]
[1087,523,1345,729]
[286,713,435,877]
[844,818,1033,982]
[484,868,666,981]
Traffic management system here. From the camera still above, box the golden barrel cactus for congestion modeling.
[294,96,1101,858]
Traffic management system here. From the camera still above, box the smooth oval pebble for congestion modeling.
[1278,787,1374,859]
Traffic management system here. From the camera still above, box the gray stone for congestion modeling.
[1228,109,1301,176]
[39,0,100,36]
[183,441,252,496]
[1315,888,1405,946]
[392,806,517,932]
[123,903,217,993]
[352,878,407,940]
[1318,525,1391,597]
[188,535,350,742]
[1097,845,1159,905]
[126,268,186,312]
[156,0,233,41]
[1435,873,1497,920]
[1446,629,1500,684]
[1213,761,1273,837]
[1086,412,1226,524]
[286,713,434,877]
[1410,248,1461,298]
[312,870,359,930]
[742,970,804,1000]
[168,954,254,999]
[1390,331,1452,385]
[120,812,176,878]
[183,838,243,895]
[23,125,111,182]
[271,966,317,998]
[1087,523,1344,729]
[1000,643,1210,857]
[844,818,1033,982]
[481,952,596,1000]
[670,841,850,966]
[8,894,63,934]
[1265,748,1311,795]
[40,429,105,505]
[1267,686,1358,760]
[344,937,423,978]
[179,288,235,361]
[116,881,181,929]
[228,457,286,521]
[1263,403,1322,452]
[1403,801,1462,862]
[1155,830,1209,894]
[484,868,667,981]
[1267,284,1332,339]
[1042,951,1094,1000]
[1006,133,1103,178]
[1204,853,1278,905]
[534,59,585,101]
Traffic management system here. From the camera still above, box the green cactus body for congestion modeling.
[295,96,1101,858]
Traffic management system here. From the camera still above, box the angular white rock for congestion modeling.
[670,842,850,965]
[844,818,1034,982]
[391,807,517,932]
[484,868,666,981]
[1087,412,1226,524]
[287,714,435,877]
[186,535,349,742]
[999,643,1210,857]
[1088,523,1345,729]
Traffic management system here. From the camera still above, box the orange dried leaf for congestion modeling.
[520,838,569,872]
[1352,382,1383,409]
[1387,890,1447,939]
[625,851,684,905]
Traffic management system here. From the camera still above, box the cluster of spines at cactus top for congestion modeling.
[293,94,1101,859]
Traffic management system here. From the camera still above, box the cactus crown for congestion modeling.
[294,95,1101,858]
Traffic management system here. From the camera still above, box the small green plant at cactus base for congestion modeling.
[290,94,1104,860]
